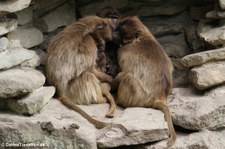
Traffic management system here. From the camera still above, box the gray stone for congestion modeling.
[189,5,213,20]
[169,86,225,130]
[0,0,31,13]
[21,48,47,67]
[198,20,225,46]
[0,99,97,149]
[0,37,9,52]
[138,5,186,17]
[0,48,35,70]
[0,67,45,98]
[15,7,33,25]
[35,3,75,33]
[7,86,55,115]
[220,0,225,10]
[0,99,168,149]
[206,10,225,19]
[79,0,128,17]
[146,129,225,149]
[147,23,183,37]
[185,25,205,52]
[7,27,43,49]
[97,108,168,148]
[190,61,225,90]
[181,47,225,67]
[158,33,191,58]
[0,18,17,36]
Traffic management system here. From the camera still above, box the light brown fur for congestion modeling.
[46,16,116,128]
[96,6,121,78]
[112,16,176,146]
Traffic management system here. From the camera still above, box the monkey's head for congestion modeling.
[96,6,121,45]
[119,16,149,44]
[81,16,113,47]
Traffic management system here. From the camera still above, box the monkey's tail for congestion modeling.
[153,100,176,147]
[59,96,109,129]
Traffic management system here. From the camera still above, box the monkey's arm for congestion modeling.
[91,68,113,83]
[111,72,126,91]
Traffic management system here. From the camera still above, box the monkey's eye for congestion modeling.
[97,24,104,30]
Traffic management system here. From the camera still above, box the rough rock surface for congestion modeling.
[0,100,169,149]
[0,48,35,70]
[15,7,33,25]
[0,67,45,98]
[0,0,31,13]
[220,0,225,10]
[158,33,190,58]
[181,47,225,67]
[7,86,55,115]
[7,27,43,48]
[138,5,186,17]
[0,99,97,149]
[0,37,9,52]
[147,129,225,149]
[79,0,128,17]
[198,20,225,46]
[189,61,225,90]
[0,18,17,36]
[21,48,47,67]
[97,108,168,148]
[169,86,225,130]
[35,3,75,33]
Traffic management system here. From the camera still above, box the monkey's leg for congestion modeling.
[59,96,109,129]
[100,83,116,118]
[116,73,150,107]
[152,100,176,147]
[111,72,126,91]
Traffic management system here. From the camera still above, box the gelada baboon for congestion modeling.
[112,16,176,146]
[96,6,121,78]
[46,16,117,129]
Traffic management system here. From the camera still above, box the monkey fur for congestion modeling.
[112,16,176,146]
[46,16,117,129]
[96,6,121,78]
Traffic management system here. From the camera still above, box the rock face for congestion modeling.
[7,86,55,115]
[0,37,9,52]
[0,0,31,12]
[169,86,225,130]
[15,7,33,25]
[7,27,43,48]
[35,3,75,33]
[147,129,225,149]
[97,108,168,148]
[189,61,225,90]
[138,5,186,17]
[0,18,17,36]
[0,99,97,149]
[181,47,225,67]
[0,67,45,98]
[198,20,225,46]
[0,100,169,149]
[0,48,35,70]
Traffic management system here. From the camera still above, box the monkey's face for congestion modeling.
[94,19,113,44]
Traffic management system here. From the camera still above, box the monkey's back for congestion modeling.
[46,21,102,104]
[117,36,173,107]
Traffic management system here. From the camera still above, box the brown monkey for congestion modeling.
[46,16,116,129]
[96,6,121,78]
[112,16,176,146]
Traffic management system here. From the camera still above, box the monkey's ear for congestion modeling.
[135,31,140,38]
[97,24,104,30]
